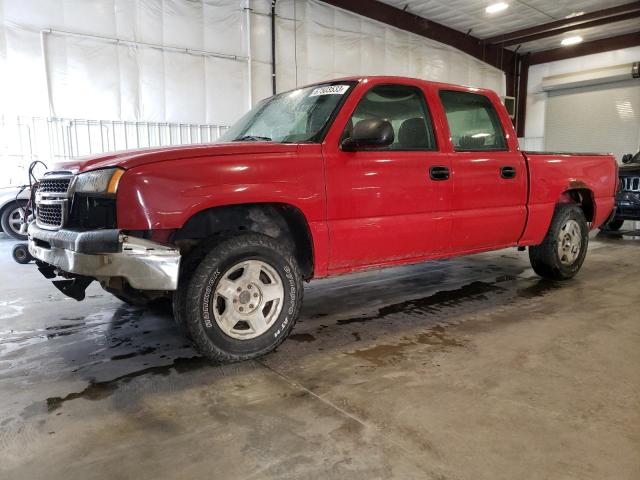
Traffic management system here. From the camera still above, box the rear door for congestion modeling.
[437,89,527,252]
[323,81,452,272]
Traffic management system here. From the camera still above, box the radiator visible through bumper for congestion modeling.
[28,223,180,291]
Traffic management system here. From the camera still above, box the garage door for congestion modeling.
[545,79,640,163]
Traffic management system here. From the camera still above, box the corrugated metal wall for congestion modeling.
[544,79,640,162]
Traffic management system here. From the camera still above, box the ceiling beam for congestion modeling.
[492,10,640,47]
[319,0,516,73]
[484,1,640,45]
[528,31,640,65]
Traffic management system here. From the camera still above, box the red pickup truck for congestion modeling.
[27,76,617,362]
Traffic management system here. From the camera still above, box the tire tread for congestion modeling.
[178,233,303,363]
[529,204,588,280]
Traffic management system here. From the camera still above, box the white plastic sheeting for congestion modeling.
[0,0,505,138]
[0,0,250,125]
[250,0,505,101]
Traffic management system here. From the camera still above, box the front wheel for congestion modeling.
[177,233,303,363]
[529,204,589,280]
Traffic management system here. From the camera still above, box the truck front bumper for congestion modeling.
[28,223,180,291]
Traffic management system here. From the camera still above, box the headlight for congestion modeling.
[74,168,125,195]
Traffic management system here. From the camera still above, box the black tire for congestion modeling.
[529,204,589,280]
[176,233,303,363]
[12,243,33,264]
[172,278,192,338]
[171,242,213,339]
[603,218,624,231]
[1,201,28,241]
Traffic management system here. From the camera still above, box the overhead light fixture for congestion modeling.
[486,2,509,14]
[561,36,583,46]
[565,11,585,19]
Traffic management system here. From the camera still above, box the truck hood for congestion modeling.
[52,143,299,173]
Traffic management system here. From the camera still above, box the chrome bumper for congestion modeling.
[28,223,180,290]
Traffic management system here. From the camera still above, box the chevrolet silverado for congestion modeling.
[26,76,617,362]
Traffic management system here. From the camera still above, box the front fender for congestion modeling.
[116,151,325,231]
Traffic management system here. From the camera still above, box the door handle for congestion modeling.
[500,166,516,179]
[429,166,450,181]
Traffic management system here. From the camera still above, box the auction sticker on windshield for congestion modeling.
[309,85,350,96]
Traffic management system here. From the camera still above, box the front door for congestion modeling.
[323,82,453,272]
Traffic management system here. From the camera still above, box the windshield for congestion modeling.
[219,82,355,143]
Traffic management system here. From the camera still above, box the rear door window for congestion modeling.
[439,90,506,151]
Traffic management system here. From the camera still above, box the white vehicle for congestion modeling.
[0,186,30,240]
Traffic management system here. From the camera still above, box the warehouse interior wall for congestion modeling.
[1,0,505,124]
[522,45,640,154]
[250,0,505,103]
[0,0,250,125]
[0,0,505,184]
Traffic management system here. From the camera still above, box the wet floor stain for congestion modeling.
[337,280,505,326]
[1,307,147,351]
[517,279,562,299]
[44,323,87,339]
[596,228,640,241]
[348,325,466,366]
[289,333,316,343]
[45,356,209,412]
[350,342,412,366]
[110,347,157,361]
[414,325,466,347]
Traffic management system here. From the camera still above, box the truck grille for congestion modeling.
[620,176,640,192]
[35,172,73,230]
[38,178,72,193]
[37,203,64,227]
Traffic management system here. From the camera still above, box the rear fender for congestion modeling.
[519,187,595,246]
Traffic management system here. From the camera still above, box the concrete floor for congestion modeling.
[0,227,639,480]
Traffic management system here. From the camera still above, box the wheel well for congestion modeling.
[559,188,594,222]
[1,198,26,216]
[172,203,314,280]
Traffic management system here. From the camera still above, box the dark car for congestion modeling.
[603,151,640,231]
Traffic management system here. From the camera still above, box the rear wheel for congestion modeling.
[529,204,589,280]
[176,233,303,362]
[1,201,28,240]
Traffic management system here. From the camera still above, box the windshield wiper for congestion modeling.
[233,135,272,142]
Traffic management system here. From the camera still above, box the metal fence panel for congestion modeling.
[1,115,229,185]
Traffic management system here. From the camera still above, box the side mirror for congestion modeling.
[341,118,394,151]
[622,153,633,164]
